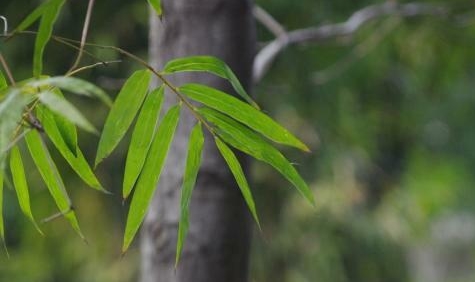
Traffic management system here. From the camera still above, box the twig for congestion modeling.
[0,52,15,85]
[253,2,447,82]
[253,5,286,37]
[68,0,95,73]
[67,60,122,76]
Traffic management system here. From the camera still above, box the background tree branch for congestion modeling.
[253,1,447,83]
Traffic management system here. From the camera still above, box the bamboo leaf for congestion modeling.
[9,146,43,234]
[0,90,30,168]
[53,107,78,156]
[163,56,258,108]
[123,86,164,199]
[176,122,204,265]
[13,0,50,32]
[148,0,162,16]
[38,91,98,134]
[123,104,181,253]
[25,130,84,239]
[33,0,65,77]
[199,108,315,206]
[36,106,107,193]
[180,83,309,152]
[214,137,260,227]
[96,70,151,166]
[27,76,112,106]
[0,169,5,244]
[0,70,7,91]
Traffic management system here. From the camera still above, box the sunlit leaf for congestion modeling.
[176,122,204,265]
[96,70,151,166]
[27,76,112,106]
[123,104,181,253]
[36,106,107,193]
[180,83,309,152]
[9,146,43,234]
[0,169,5,245]
[148,0,162,16]
[0,90,30,169]
[123,86,164,199]
[199,108,315,206]
[25,130,84,239]
[33,0,65,77]
[215,137,260,227]
[38,91,98,134]
[163,56,258,108]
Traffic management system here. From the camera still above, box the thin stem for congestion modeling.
[0,52,15,86]
[68,0,95,73]
[67,60,122,77]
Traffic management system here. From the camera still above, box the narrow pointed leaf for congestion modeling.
[163,56,258,108]
[176,122,204,265]
[38,91,98,134]
[9,146,43,234]
[13,0,49,32]
[200,108,315,206]
[33,0,65,77]
[148,0,162,16]
[27,76,112,106]
[0,89,30,156]
[36,106,107,193]
[0,169,5,244]
[123,86,164,199]
[25,130,84,239]
[180,83,309,152]
[123,104,181,253]
[96,70,151,166]
[53,107,78,156]
[215,137,260,227]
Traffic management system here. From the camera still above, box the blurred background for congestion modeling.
[2,0,475,281]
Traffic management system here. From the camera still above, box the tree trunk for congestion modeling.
[141,1,256,282]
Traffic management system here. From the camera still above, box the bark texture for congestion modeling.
[141,1,256,281]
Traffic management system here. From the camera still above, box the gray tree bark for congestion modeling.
[141,1,256,282]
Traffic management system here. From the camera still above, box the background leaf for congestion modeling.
[9,146,43,234]
[33,0,65,77]
[123,86,164,199]
[12,0,49,32]
[215,137,260,227]
[0,169,5,245]
[123,104,181,253]
[199,108,315,206]
[176,122,204,265]
[95,70,151,166]
[25,130,84,239]
[0,70,7,91]
[163,56,258,108]
[180,83,309,152]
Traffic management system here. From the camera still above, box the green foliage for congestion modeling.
[147,0,162,17]
[176,122,204,265]
[0,0,311,265]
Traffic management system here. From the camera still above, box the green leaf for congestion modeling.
[123,104,181,253]
[38,91,98,134]
[96,70,151,166]
[0,70,7,91]
[199,108,315,206]
[53,106,78,156]
[25,130,85,239]
[33,0,65,77]
[123,86,164,199]
[13,0,50,32]
[163,56,258,108]
[0,89,30,166]
[214,137,260,227]
[148,0,162,16]
[180,83,309,152]
[27,76,112,106]
[36,106,107,193]
[176,122,204,265]
[9,146,43,234]
[0,169,5,244]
